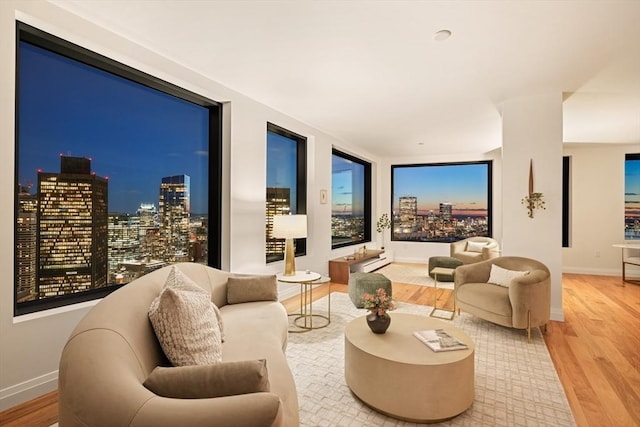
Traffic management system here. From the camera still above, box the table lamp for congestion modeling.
[272,214,307,276]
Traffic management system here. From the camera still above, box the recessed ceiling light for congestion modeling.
[434,30,452,41]
[418,142,425,145]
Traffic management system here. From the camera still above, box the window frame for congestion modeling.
[14,22,222,316]
[265,123,307,263]
[331,149,372,249]
[390,160,493,243]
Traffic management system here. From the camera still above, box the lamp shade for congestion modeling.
[272,214,307,239]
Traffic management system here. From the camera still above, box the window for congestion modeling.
[331,149,371,249]
[391,161,492,242]
[14,23,222,315]
[562,156,570,247]
[265,123,307,262]
[626,153,640,240]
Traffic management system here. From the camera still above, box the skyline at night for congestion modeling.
[18,41,210,215]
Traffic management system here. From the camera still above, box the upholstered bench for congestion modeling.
[428,256,463,282]
[348,272,392,308]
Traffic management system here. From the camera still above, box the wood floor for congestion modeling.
[1,273,638,427]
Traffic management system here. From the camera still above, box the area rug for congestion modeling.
[286,293,575,427]
[375,262,453,289]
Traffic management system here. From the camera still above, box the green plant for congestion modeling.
[362,288,396,318]
[521,192,545,218]
[376,213,391,233]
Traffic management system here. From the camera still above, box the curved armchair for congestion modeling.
[450,236,500,264]
[454,256,550,342]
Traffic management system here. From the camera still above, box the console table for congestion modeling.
[612,243,640,285]
[328,250,392,284]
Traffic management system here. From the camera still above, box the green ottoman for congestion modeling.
[348,272,392,308]
[428,256,463,282]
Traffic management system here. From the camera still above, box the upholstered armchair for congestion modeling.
[454,256,550,342]
[450,236,500,264]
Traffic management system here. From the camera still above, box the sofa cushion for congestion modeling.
[466,240,487,253]
[488,264,529,287]
[143,359,270,399]
[148,266,223,366]
[227,275,278,304]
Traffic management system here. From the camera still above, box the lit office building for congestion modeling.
[108,213,141,277]
[137,203,161,260]
[16,184,37,302]
[37,156,108,298]
[159,175,191,262]
[398,196,418,233]
[440,202,453,221]
[265,187,291,260]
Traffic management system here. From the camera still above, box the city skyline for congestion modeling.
[392,162,490,216]
[18,40,210,215]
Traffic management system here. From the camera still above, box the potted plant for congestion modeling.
[362,287,396,334]
[376,213,391,249]
[521,192,545,218]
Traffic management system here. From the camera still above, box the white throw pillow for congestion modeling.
[487,264,530,287]
[466,241,488,253]
[149,266,223,366]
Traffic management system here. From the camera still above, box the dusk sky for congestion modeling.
[18,41,210,214]
[267,131,298,211]
[331,154,365,215]
[392,163,489,215]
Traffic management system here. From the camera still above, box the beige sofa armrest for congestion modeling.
[454,259,492,290]
[507,269,551,329]
[481,242,500,260]
[130,392,283,427]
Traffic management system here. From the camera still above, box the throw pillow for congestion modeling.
[148,266,223,366]
[227,275,278,304]
[487,264,530,287]
[466,241,487,253]
[143,359,270,399]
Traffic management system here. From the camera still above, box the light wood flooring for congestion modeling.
[1,273,638,427]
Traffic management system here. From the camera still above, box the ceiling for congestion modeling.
[50,0,640,158]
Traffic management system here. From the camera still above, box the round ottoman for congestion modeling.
[428,256,463,282]
[348,272,392,308]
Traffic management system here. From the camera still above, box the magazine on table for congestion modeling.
[413,328,468,352]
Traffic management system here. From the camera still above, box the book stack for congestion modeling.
[413,328,468,352]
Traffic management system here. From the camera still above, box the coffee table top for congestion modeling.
[345,313,474,366]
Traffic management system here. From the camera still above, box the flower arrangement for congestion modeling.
[521,192,545,218]
[362,288,396,318]
[375,213,391,233]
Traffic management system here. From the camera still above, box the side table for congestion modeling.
[429,266,456,320]
[277,271,331,332]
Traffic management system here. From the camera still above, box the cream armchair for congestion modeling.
[450,236,500,264]
[454,256,550,342]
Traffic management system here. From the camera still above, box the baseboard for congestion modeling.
[0,370,58,412]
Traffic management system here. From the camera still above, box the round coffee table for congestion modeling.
[344,313,474,422]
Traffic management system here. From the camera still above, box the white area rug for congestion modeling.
[375,262,455,289]
[287,293,575,427]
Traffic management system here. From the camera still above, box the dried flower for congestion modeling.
[362,287,396,318]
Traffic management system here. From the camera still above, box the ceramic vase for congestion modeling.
[366,313,391,334]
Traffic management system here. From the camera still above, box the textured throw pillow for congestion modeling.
[487,264,530,287]
[143,359,270,399]
[149,266,223,366]
[466,241,488,253]
[227,275,278,304]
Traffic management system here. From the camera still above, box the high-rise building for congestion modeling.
[265,187,291,261]
[440,202,453,221]
[398,196,418,233]
[36,156,108,298]
[16,184,37,302]
[159,175,191,262]
[108,213,141,277]
[137,203,160,260]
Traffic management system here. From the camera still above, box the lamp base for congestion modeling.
[283,238,296,276]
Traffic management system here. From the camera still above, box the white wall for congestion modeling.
[563,143,640,277]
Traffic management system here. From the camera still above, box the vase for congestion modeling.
[366,313,391,334]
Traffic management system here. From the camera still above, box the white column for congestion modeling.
[501,94,564,321]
